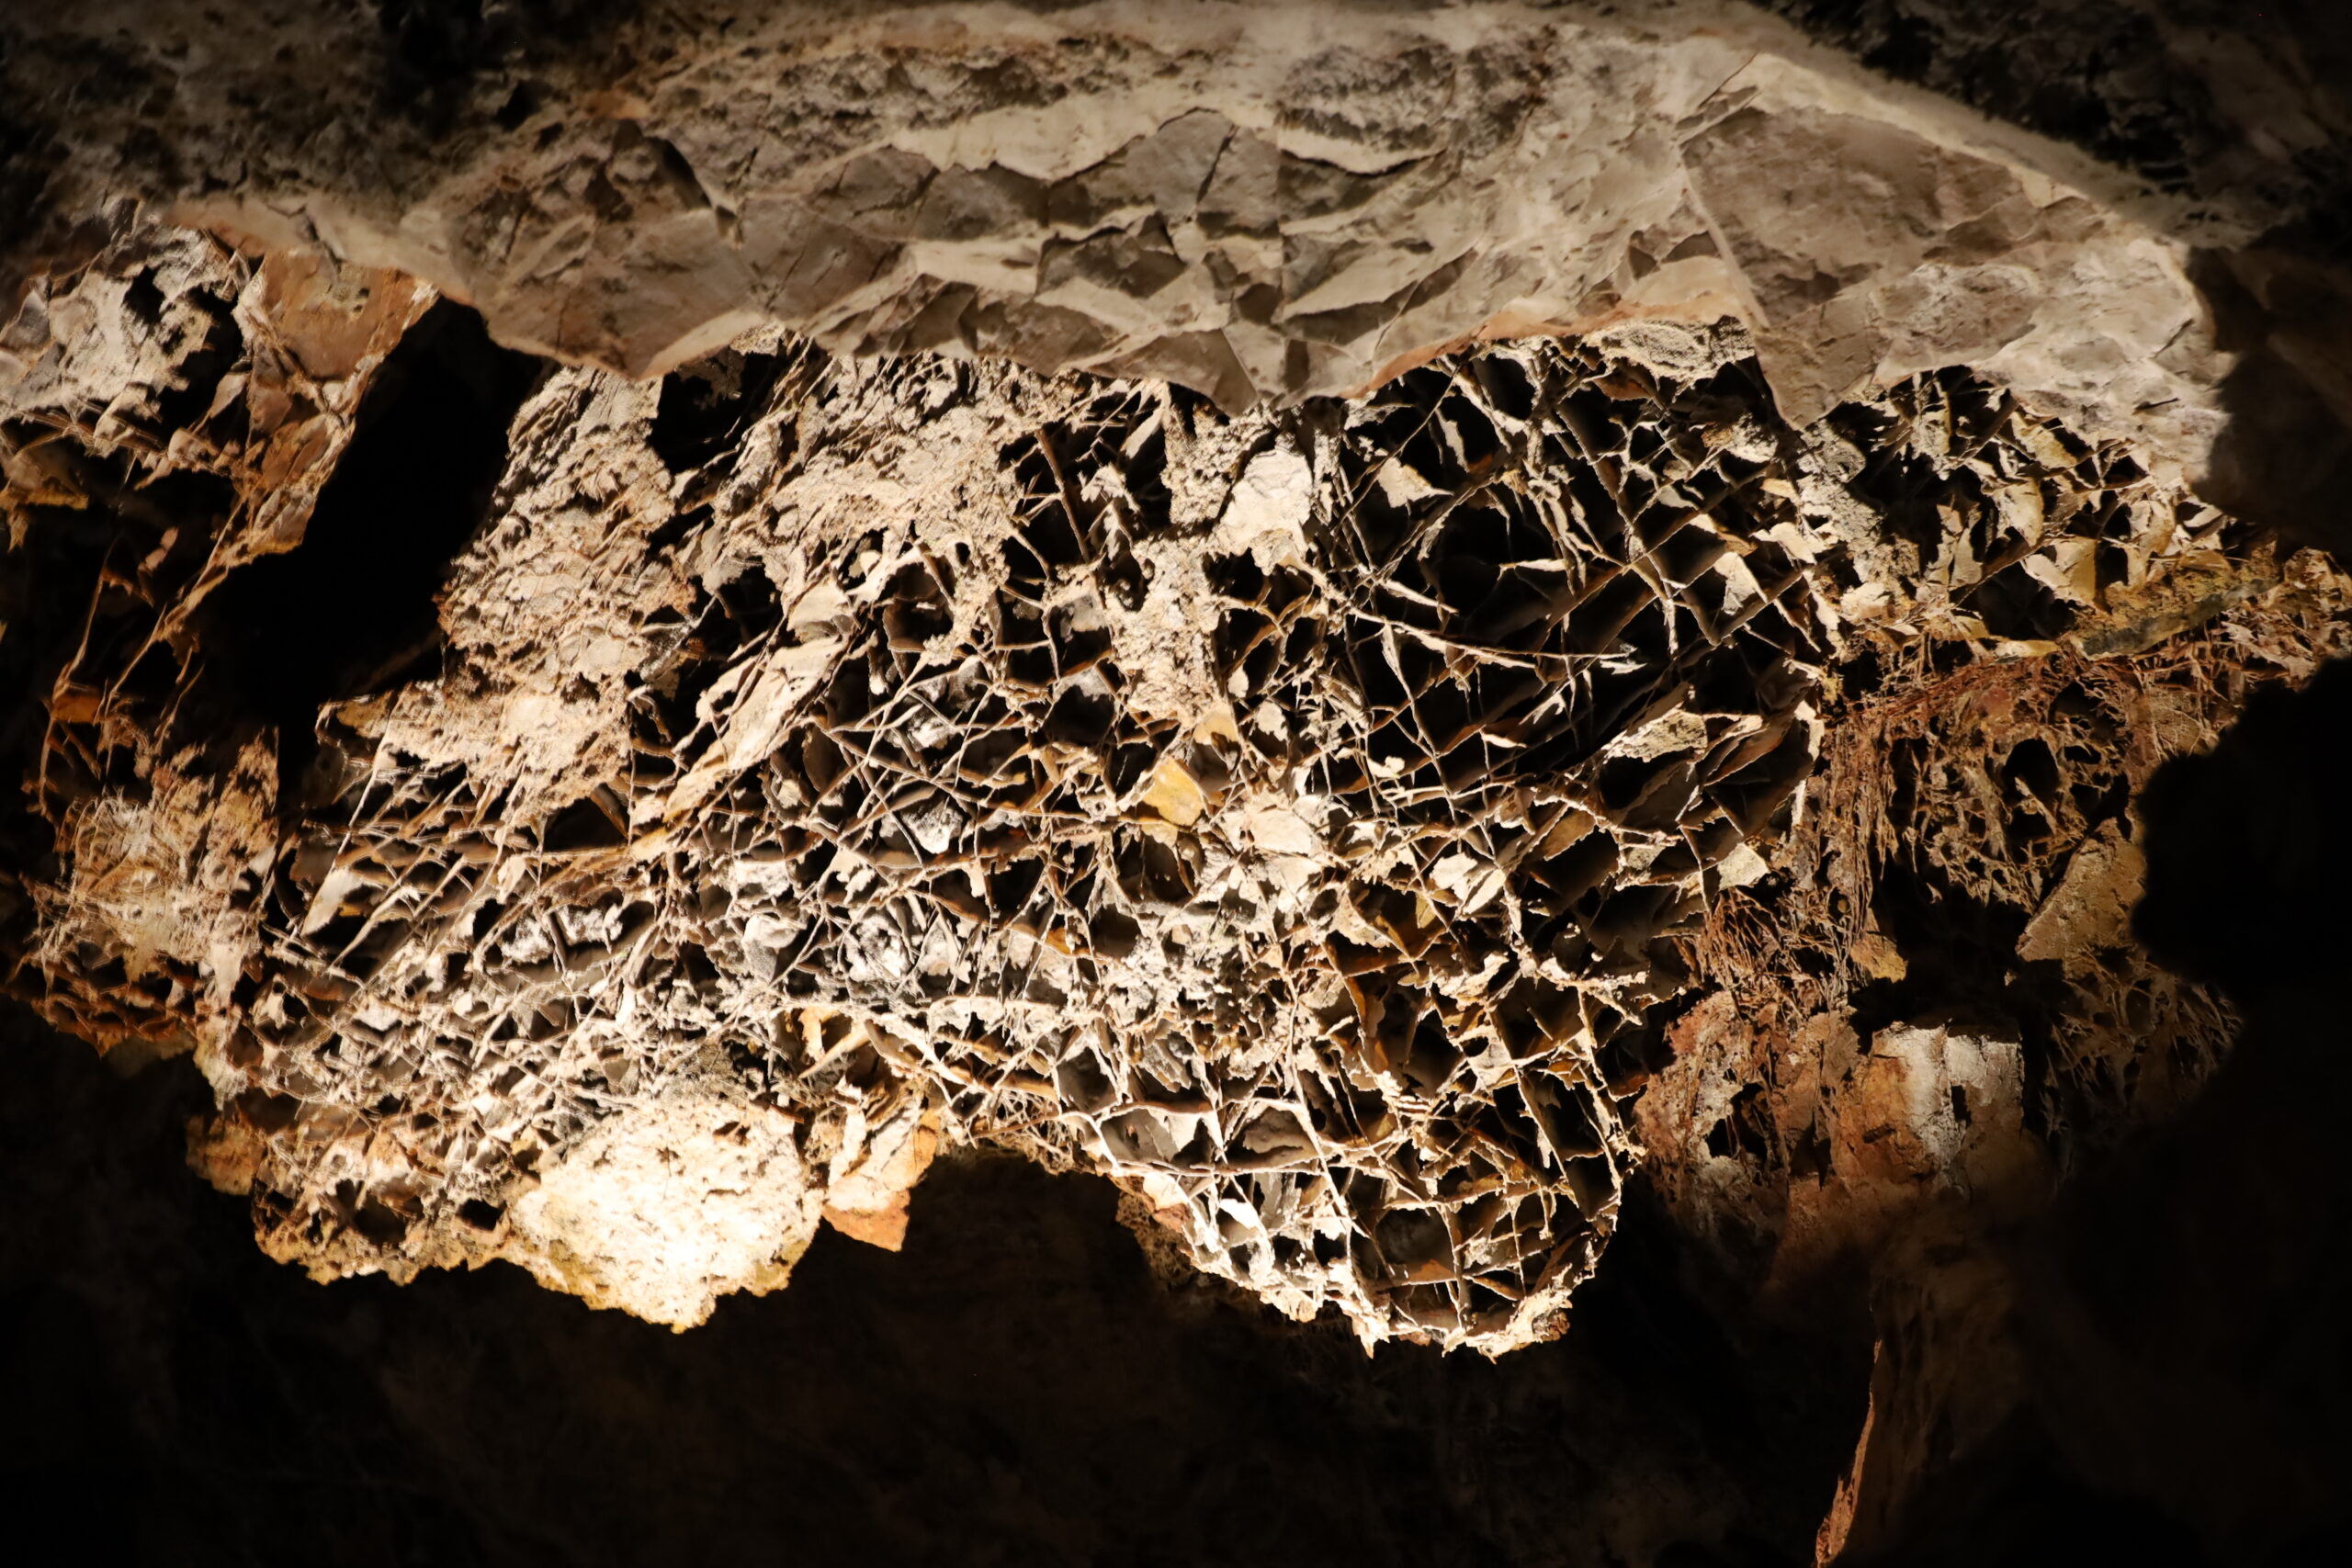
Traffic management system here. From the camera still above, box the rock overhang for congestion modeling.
[2,0,2346,1358]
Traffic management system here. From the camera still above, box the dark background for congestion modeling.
[0,998,1859,1568]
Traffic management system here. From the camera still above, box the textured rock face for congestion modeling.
[0,229,435,1062]
[7,207,2344,1356]
[4,3,2241,470]
[3,0,2349,1383]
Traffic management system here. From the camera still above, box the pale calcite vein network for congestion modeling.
[171,309,2224,1350]
[0,0,2287,1348]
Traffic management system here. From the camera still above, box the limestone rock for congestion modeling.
[9,203,2342,1352]
[5,3,2349,1377]
[3,3,2242,480]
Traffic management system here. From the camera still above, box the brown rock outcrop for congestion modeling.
[3,14,2349,1539]
[8,191,2341,1355]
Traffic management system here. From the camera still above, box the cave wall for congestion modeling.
[5,1,2352,1560]
[12,1,2350,554]
[13,212,2337,1356]
[0,3,2259,458]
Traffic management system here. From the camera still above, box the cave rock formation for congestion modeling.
[4,0,2348,1368]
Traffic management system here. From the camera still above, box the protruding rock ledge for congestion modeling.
[8,203,2343,1351]
[11,4,2241,479]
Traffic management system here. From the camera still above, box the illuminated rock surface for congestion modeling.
[5,0,2352,1558]
[7,218,2342,1353]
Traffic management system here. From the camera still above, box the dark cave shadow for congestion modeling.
[0,1006,1860,1568]
[2132,656,2352,1004]
[194,298,542,797]
[1845,656,2352,1565]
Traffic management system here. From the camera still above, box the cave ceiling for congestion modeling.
[3,0,2349,1371]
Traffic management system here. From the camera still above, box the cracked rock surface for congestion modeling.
[2,2,2248,470]
[6,208,2344,1354]
[7,3,2352,1553]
